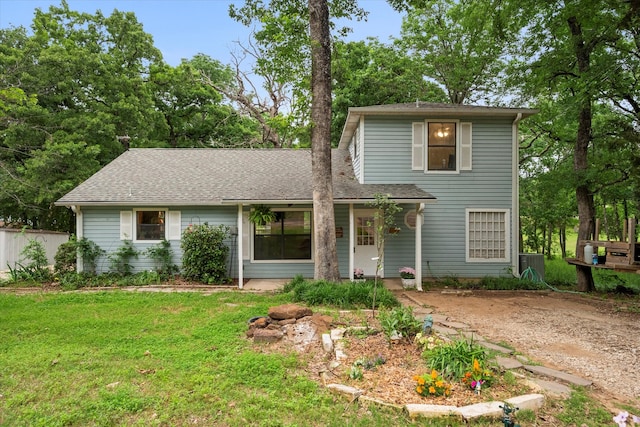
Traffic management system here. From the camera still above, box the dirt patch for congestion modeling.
[406,289,640,410]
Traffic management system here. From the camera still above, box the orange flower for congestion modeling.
[417,376,425,385]
[473,359,480,371]
[435,380,443,388]
[429,386,436,394]
[416,386,424,394]
[430,369,438,380]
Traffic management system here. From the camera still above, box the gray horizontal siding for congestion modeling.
[82,206,238,275]
[362,116,516,278]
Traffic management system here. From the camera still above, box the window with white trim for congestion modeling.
[428,122,456,171]
[253,210,312,261]
[412,120,472,172]
[137,210,165,240]
[120,209,181,242]
[466,209,510,262]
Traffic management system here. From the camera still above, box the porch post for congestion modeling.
[415,203,424,291]
[71,205,83,273]
[237,204,244,289]
[349,204,354,280]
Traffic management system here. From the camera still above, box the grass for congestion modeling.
[284,275,400,309]
[0,289,625,426]
[0,291,415,426]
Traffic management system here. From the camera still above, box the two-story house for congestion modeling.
[56,102,536,288]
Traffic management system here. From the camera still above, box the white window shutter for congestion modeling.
[242,211,250,260]
[460,122,472,171]
[120,211,133,240]
[412,122,424,170]
[167,211,181,240]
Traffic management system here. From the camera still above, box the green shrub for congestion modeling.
[54,236,78,274]
[108,240,138,275]
[145,240,179,276]
[181,223,230,284]
[76,238,105,274]
[55,237,105,275]
[423,337,490,380]
[16,238,51,281]
[379,306,422,341]
[283,277,399,309]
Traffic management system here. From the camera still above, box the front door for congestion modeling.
[354,210,381,277]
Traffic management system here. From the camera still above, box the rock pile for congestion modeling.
[246,303,333,351]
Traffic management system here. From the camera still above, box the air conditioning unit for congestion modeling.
[519,253,545,281]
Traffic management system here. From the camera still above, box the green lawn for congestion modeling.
[0,289,619,426]
[0,291,413,426]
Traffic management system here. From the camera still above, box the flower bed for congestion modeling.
[337,322,530,407]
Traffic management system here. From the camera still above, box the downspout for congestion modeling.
[512,113,523,277]
[415,203,424,291]
[237,204,244,289]
[70,205,83,273]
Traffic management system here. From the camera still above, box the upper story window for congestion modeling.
[254,210,312,261]
[412,120,472,173]
[428,122,456,171]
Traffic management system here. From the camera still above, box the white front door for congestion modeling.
[354,210,381,277]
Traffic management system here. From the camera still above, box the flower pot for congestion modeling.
[401,278,416,289]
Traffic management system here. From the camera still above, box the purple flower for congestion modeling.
[399,267,416,279]
[614,411,628,427]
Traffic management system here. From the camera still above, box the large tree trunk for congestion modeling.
[309,0,340,281]
[569,16,596,292]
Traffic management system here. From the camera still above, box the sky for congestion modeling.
[0,0,404,66]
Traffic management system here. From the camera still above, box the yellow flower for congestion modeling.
[473,359,480,371]
[416,386,424,394]
[429,386,436,394]
[430,369,438,380]
[417,376,425,386]
[435,380,443,388]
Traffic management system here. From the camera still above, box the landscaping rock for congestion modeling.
[322,333,334,353]
[268,304,312,320]
[523,365,592,387]
[456,401,504,420]
[251,317,270,328]
[326,383,363,399]
[252,328,283,343]
[506,393,545,411]
[405,404,458,418]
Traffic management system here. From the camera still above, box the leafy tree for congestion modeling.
[149,55,260,148]
[331,38,447,146]
[0,2,164,230]
[511,0,639,291]
[394,0,520,104]
[228,0,366,147]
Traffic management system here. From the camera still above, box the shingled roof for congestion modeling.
[55,148,435,207]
